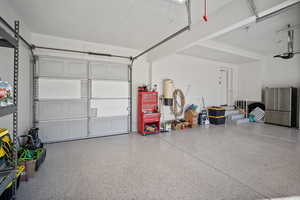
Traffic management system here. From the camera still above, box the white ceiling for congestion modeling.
[179,45,259,64]
[9,0,233,50]
[252,0,289,12]
[214,3,300,55]
[9,0,298,63]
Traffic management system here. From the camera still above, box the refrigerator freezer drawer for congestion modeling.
[265,111,291,127]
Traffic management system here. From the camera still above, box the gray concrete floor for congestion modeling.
[17,123,300,200]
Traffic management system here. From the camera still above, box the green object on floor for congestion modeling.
[18,148,44,162]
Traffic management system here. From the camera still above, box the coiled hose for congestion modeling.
[170,89,185,119]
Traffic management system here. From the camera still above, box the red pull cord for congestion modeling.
[203,0,208,22]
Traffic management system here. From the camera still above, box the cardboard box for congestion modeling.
[25,160,36,178]
[20,171,28,182]
[171,122,180,130]
[172,121,191,130]
[184,110,198,126]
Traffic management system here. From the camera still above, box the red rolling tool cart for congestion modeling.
[138,91,160,135]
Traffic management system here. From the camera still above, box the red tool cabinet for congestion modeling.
[138,91,160,135]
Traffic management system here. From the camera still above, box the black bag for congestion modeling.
[21,128,44,150]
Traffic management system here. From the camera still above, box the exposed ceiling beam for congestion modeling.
[178,17,256,53]
[147,0,252,61]
[191,40,263,60]
[257,0,300,22]
[147,0,300,62]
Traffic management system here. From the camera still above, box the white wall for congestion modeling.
[0,0,33,136]
[237,61,263,101]
[151,54,238,121]
[262,55,300,88]
[237,55,300,129]
[237,55,300,102]
[31,33,150,131]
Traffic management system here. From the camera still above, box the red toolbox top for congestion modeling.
[138,92,158,113]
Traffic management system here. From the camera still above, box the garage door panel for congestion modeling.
[64,61,88,78]
[81,80,88,98]
[37,59,64,77]
[37,58,87,78]
[37,79,83,99]
[38,119,88,143]
[90,99,129,118]
[89,59,129,137]
[36,100,88,121]
[89,116,128,137]
[92,80,129,99]
[90,61,128,81]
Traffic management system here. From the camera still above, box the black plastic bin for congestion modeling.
[208,107,225,117]
[35,148,46,171]
[1,185,12,200]
[209,116,226,125]
[0,175,21,200]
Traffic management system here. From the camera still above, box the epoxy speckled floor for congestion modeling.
[17,123,300,200]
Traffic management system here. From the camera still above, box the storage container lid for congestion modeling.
[208,107,225,111]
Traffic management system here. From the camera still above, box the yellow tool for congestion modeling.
[0,128,9,137]
[0,128,12,161]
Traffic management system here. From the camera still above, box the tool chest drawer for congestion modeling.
[142,113,161,123]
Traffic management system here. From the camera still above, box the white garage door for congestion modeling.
[89,61,129,137]
[34,57,129,143]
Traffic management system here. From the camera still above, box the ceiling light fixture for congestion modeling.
[167,0,187,4]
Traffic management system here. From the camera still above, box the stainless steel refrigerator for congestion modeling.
[263,87,297,127]
[297,88,300,129]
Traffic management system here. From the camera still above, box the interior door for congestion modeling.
[218,68,228,106]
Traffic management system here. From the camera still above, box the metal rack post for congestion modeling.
[12,20,19,200]
[128,60,133,133]
[87,61,91,137]
[32,56,38,128]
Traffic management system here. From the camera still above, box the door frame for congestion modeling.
[218,67,233,106]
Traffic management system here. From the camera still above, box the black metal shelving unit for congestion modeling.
[0,105,17,118]
[0,20,19,200]
[0,24,17,48]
